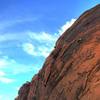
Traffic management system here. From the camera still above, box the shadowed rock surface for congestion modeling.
[16,4,100,100]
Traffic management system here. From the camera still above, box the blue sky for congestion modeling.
[0,0,99,100]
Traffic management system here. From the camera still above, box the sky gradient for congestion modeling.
[0,0,100,100]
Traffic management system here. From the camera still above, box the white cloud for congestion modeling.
[0,19,76,58]
[0,17,38,31]
[22,43,53,58]
[0,56,39,75]
[0,34,17,42]
[0,77,14,84]
[0,71,5,76]
[0,56,16,69]
[22,32,57,57]
[22,43,37,56]
[58,19,76,35]
[38,46,53,57]
[0,19,76,43]
[0,70,14,84]
[28,31,58,42]
[0,59,8,68]
[0,59,15,84]
[22,18,76,58]
[0,33,27,43]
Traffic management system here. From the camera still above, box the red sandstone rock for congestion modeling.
[16,4,100,100]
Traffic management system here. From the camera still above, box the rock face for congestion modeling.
[16,5,100,100]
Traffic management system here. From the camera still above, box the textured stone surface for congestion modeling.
[16,4,100,100]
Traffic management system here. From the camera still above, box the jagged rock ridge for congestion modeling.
[16,4,100,100]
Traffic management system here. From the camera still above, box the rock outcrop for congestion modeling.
[16,4,100,100]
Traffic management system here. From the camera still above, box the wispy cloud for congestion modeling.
[0,70,14,84]
[0,17,38,31]
[0,57,15,84]
[0,71,5,76]
[0,59,9,68]
[37,45,53,57]
[0,77,14,84]
[0,19,76,58]
[0,55,39,84]
[22,19,76,58]
[0,33,28,43]
[28,31,58,42]
[22,43,37,56]
[0,56,39,75]
[22,31,59,58]
[58,19,76,35]
[22,42,54,58]
[0,33,18,42]
[0,18,76,43]
[22,42,53,58]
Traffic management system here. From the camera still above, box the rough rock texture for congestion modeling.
[16,4,100,100]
